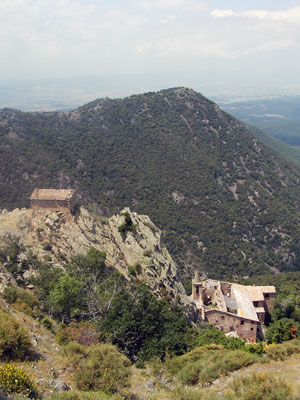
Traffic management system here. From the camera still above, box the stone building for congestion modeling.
[192,271,276,341]
[30,189,77,213]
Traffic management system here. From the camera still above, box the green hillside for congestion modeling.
[1,87,300,279]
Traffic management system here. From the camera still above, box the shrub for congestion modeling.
[166,386,203,400]
[265,340,300,360]
[118,211,136,236]
[128,263,142,277]
[243,342,265,355]
[166,345,222,376]
[57,322,100,346]
[147,356,165,379]
[0,236,25,275]
[0,311,31,360]
[40,316,53,331]
[135,360,145,369]
[0,363,38,398]
[197,325,245,350]
[3,286,38,310]
[49,391,123,399]
[128,265,137,277]
[225,372,293,400]
[62,343,131,393]
[265,318,299,343]
[169,347,263,386]
[61,341,88,368]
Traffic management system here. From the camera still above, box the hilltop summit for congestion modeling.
[1,87,300,278]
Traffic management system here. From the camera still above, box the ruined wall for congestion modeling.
[192,283,202,301]
[220,282,231,296]
[205,309,257,341]
[257,312,265,324]
[31,199,70,212]
[30,199,77,213]
[263,293,276,313]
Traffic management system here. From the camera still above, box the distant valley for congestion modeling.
[220,96,300,166]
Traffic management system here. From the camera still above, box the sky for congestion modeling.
[1,0,300,100]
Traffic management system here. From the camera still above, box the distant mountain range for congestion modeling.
[1,87,300,280]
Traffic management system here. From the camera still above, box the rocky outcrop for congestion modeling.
[0,207,192,310]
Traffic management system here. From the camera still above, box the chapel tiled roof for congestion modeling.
[30,189,75,201]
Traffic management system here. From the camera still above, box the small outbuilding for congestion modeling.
[30,189,77,213]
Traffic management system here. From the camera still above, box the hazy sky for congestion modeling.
[1,0,300,97]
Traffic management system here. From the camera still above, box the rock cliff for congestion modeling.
[0,206,191,309]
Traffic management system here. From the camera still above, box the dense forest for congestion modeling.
[1,87,300,279]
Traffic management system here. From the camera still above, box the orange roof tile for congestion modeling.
[30,189,75,201]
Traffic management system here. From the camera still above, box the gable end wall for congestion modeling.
[205,309,257,341]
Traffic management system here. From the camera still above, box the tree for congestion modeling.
[99,284,195,361]
[50,274,83,322]
[67,249,122,321]
[265,318,299,343]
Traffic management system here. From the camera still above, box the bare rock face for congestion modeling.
[0,207,192,310]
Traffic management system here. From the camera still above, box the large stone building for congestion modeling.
[192,271,276,341]
[30,189,77,213]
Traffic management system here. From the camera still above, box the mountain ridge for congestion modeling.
[1,87,300,279]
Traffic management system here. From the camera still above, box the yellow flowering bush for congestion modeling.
[0,363,38,398]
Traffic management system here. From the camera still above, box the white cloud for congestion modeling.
[211,9,237,18]
[132,0,204,11]
[0,0,299,96]
[160,15,176,24]
[241,39,293,56]
[212,6,300,23]
[134,35,227,58]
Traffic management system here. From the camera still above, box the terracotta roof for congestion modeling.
[30,189,75,201]
[255,307,266,313]
[260,286,276,294]
[233,284,276,302]
[232,286,259,322]
[242,287,265,302]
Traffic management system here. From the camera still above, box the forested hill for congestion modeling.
[1,87,300,279]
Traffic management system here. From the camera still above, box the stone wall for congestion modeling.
[264,293,276,313]
[205,308,257,341]
[31,199,72,212]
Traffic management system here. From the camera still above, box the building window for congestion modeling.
[251,328,253,331]
[265,293,269,298]
[196,286,199,294]
[241,320,244,326]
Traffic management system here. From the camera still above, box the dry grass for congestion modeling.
[198,353,300,399]
[2,305,300,400]
[129,345,300,400]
